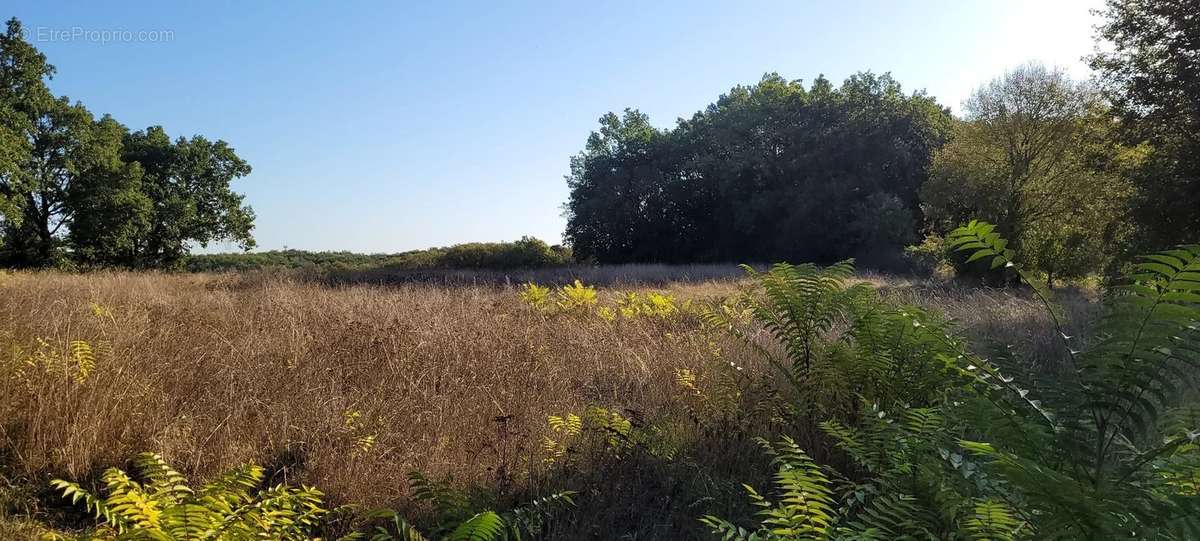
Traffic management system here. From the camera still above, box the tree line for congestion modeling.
[4,0,1195,276]
[565,72,950,267]
[186,236,570,273]
[565,0,1199,281]
[0,18,254,269]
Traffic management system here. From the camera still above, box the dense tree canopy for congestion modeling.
[565,72,952,265]
[921,64,1134,282]
[0,17,254,268]
[121,127,255,268]
[1091,0,1200,252]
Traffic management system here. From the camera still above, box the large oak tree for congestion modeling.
[0,18,255,268]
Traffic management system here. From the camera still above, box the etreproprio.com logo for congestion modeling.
[26,26,175,44]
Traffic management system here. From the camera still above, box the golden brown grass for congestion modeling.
[0,268,1095,537]
[0,272,745,508]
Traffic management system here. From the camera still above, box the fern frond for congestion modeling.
[408,471,471,525]
[963,499,1023,541]
[361,508,431,541]
[1087,245,1200,451]
[751,436,836,538]
[445,511,505,541]
[51,478,129,531]
[198,463,263,510]
[947,220,1015,271]
[134,452,193,504]
[68,340,96,383]
[55,454,327,540]
[700,514,769,540]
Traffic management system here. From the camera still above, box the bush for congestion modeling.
[903,233,952,276]
[704,221,1200,539]
[51,453,327,540]
[49,455,575,540]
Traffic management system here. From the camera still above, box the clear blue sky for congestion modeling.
[7,1,1102,253]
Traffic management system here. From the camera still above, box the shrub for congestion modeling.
[703,221,1200,539]
[50,456,575,541]
[50,453,327,540]
[903,233,952,276]
[518,283,551,310]
[554,280,597,311]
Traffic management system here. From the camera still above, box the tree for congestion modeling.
[1090,0,1200,251]
[122,126,255,268]
[0,18,255,268]
[2,97,101,266]
[563,109,686,263]
[0,102,25,249]
[920,64,1132,282]
[0,17,66,265]
[564,72,952,265]
[66,115,151,266]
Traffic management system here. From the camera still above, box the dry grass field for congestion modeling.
[0,268,1097,538]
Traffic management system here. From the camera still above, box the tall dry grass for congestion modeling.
[0,271,744,511]
[0,268,1095,537]
[312,262,756,287]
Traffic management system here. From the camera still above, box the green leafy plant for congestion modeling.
[50,453,327,540]
[950,221,1200,538]
[704,222,1200,539]
[701,437,835,540]
[518,283,551,311]
[352,472,576,541]
[702,260,973,423]
[615,291,679,319]
[542,406,677,467]
[555,280,597,311]
[51,456,575,541]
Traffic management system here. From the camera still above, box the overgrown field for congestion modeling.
[0,266,1101,539]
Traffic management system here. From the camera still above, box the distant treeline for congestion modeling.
[565,72,949,267]
[185,236,571,273]
[565,1,1200,281]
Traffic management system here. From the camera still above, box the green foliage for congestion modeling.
[706,223,1200,539]
[518,280,690,324]
[50,456,575,541]
[920,63,1133,281]
[615,291,678,319]
[436,237,570,270]
[542,406,679,466]
[962,500,1022,541]
[701,437,834,540]
[565,72,952,265]
[518,283,551,311]
[120,126,256,268]
[1091,0,1200,253]
[50,453,327,540]
[185,237,571,273]
[944,224,1199,538]
[351,472,575,541]
[554,280,597,311]
[704,260,969,419]
[0,18,254,269]
[902,234,953,276]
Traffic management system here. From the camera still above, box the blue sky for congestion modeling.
[7,1,1103,253]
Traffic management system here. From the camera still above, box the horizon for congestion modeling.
[6,0,1103,254]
